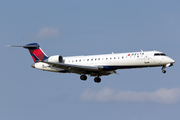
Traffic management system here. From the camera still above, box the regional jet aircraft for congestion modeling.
[9,43,175,83]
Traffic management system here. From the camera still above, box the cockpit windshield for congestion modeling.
[154,53,167,56]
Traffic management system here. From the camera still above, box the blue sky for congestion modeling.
[1,0,180,120]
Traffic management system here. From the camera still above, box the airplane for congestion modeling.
[9,43,175,83]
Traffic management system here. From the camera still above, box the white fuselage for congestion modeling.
[33,51,175,74]
[11,42,175,83]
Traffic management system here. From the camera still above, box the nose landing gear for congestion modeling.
[161,66,166,74]
[162,70,166,73]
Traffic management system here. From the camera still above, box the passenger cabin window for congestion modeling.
[154,53,166,56]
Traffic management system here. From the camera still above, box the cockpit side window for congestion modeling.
[154,53,166,56]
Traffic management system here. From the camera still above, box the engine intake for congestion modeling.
[46,55,63,63]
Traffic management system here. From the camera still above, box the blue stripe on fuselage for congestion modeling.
[102,65,161,70]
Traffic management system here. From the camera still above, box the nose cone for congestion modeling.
[170,58,175,63]
[31,63,35,68]
[167,57,175,64]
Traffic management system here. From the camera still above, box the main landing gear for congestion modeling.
[80,75,101,83]
[94,77,101,83]
[80,75,87,81]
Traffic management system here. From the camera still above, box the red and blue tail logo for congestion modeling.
[24,43,48,63]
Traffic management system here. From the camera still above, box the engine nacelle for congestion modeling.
[46,55,63,63]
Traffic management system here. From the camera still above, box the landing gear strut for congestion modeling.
[94,77,101,83]
[80,75,87,81]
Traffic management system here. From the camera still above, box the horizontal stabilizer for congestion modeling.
[7,45,38,48]
[7,43,48,63]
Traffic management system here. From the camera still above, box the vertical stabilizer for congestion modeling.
[23,43,48,63]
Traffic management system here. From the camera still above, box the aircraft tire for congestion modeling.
[80,75,87,81]
[162,70,166,73]
[94,77,101,83]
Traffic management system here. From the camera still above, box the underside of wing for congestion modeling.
[40,61,116,76]
[41,61,100,70]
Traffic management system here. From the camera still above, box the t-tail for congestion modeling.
[8,43,48,63]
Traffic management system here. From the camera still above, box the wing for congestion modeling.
[40,61,116,76]
[41,61,102,73]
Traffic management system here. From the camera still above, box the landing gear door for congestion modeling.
[144,53,149,63]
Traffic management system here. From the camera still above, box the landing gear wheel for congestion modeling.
[162,70,166,73]
[94,77,101,83]
[80,75,87,81]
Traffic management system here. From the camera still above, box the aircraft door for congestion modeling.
[144,53,149,63]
